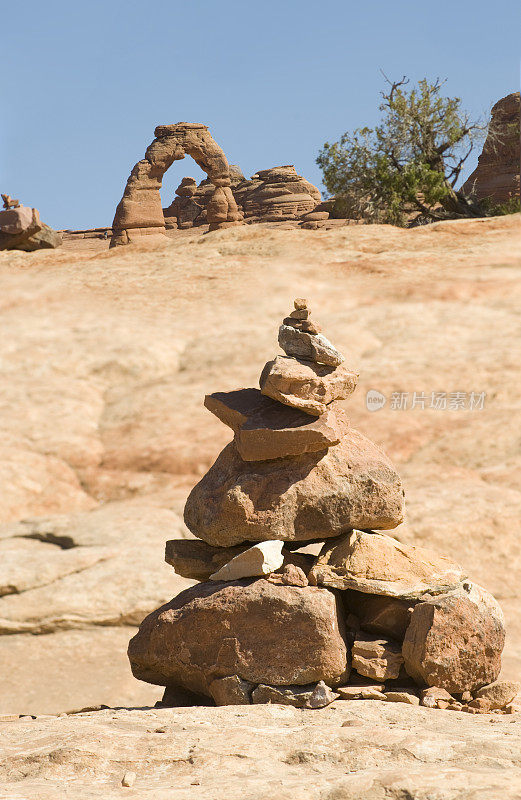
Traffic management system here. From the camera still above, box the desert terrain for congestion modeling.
[0,216,520,796]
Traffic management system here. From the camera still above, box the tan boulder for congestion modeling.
[351,633,404,681]
[204,388,347,460]
[402,583,505,692]
[474,680,520,709]
[128,580,349,695]
[184,429,405,547]
[259,355,358,416]
[165,538,314,582]
[209,540,284,581]
[309,530,465,600]
[278,324,344,366]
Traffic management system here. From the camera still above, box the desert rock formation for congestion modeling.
[163,164,324,228]
[111,123,243,246]
[129,298,509,712]
[0,205,62,251]
[462,92,520,203]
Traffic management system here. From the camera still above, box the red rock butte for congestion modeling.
[462,92,520,204]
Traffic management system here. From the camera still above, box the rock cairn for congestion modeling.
[128,301,515,712]
[0,205,62,251]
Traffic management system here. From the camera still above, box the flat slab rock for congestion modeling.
[309,529,465,600]
[128,579,349,696]
[184,428,405,547]
[278,324,344,366]
[204,388,346,460]
[165,538,314,582]
[260,355,358,416]
[209,540,284,581]
[251,680,338,709]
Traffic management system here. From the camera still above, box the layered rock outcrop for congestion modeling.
[128,299,509,712]
[162,164,324,228]
[462,92,520,204]
[111,123,243,246]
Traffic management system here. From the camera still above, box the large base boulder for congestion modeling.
[128,579,348,696]
[184,429,405,547]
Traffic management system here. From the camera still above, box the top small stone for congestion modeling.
[294,298,308,310]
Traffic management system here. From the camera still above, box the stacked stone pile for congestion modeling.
[128,301,516,713]
[0,205,62,251]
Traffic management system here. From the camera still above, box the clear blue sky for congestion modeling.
[2,0,520,230]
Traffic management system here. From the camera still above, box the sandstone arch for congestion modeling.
[110,123,243,247]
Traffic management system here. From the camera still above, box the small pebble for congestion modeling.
[341,718,364,727]
[122,771,136,787]
[294,297,308,309]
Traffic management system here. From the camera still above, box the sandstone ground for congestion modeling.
[0,217,520,797]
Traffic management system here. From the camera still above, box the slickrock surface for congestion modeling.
[184,431,405,546]
[1,704,521,799]
[0,214,520,715]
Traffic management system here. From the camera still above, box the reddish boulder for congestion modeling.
[184,429,405,547]
[402,584,505,692]
[128,579,348,696]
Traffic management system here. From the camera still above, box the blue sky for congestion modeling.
[2,0,520,229]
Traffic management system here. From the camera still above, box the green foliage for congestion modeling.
[480,196,521,216]
[317,77,485,226]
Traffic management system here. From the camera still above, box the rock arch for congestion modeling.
[110,123,243,247]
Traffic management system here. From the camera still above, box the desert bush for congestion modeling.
[317,76,489,226]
